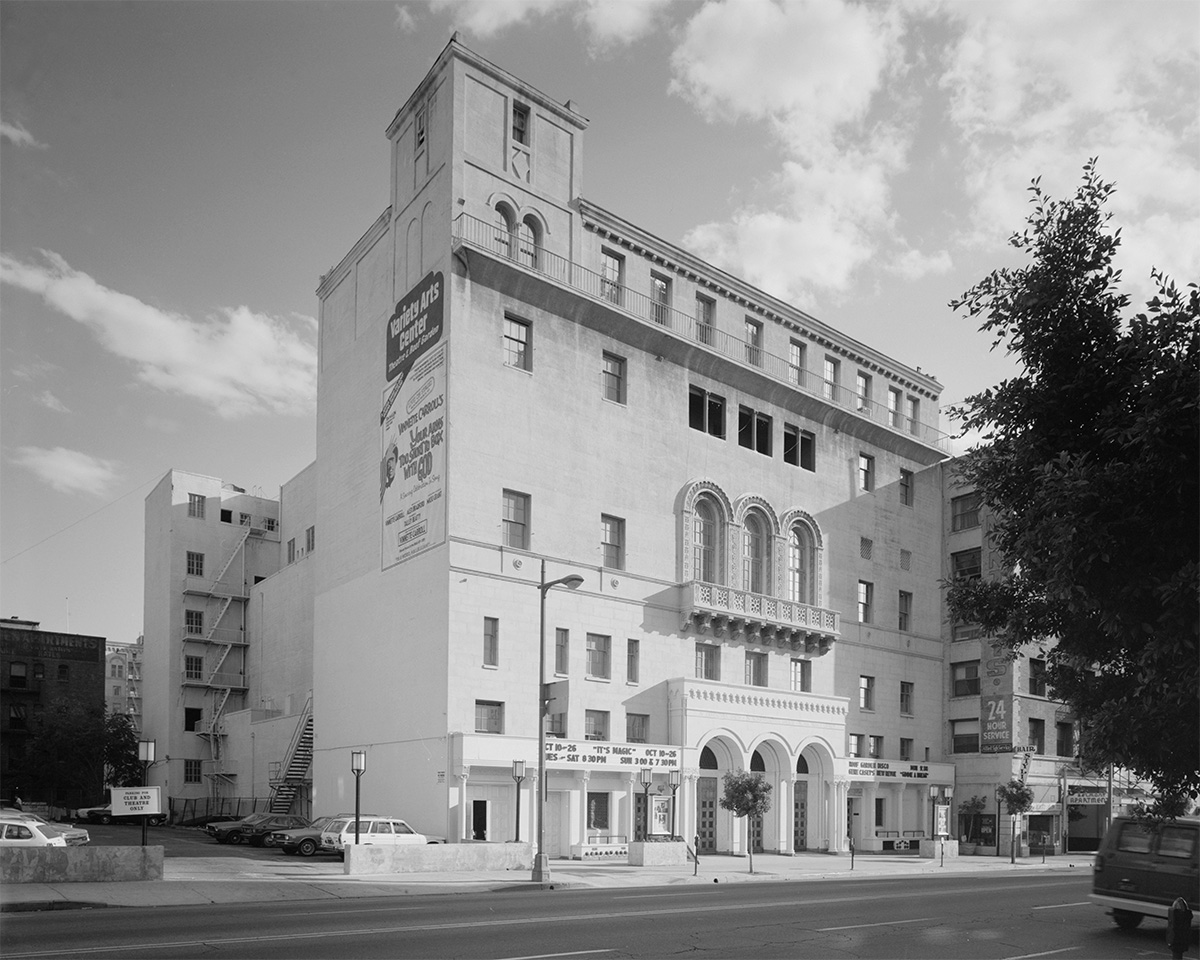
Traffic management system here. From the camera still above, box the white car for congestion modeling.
[0,809,90,845]
[0,816,69,847]
[319,816,437,855]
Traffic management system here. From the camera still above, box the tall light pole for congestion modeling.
[533,559,583,884]
[669,769,682,839]
[138,739,155,847]
[351,750,366,845]
[640,767,653,840]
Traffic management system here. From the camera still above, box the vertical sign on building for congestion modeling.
[981,639,1014,753]
[381,271,446,570]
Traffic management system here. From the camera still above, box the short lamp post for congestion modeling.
[512,760,527,843]
[668,769,682,840]
[533,560,584,884]
[640,767,654,840]
[351,750,367,845]
[138,739,155,847]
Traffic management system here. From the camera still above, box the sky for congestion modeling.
[2,0,1197,649]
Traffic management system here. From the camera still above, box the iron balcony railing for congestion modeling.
[454,213,949,452]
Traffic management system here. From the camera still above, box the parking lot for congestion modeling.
[73,821,333,860]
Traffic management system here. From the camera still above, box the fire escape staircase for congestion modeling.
[269,699,314,814]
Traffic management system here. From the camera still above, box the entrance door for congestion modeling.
[633,793,647,841]
[471,800,488,841]
[696,777,717,852]
[750,815,764,853]
[793,794,808,852]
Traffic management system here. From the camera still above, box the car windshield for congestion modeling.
[324,819,350,833]
[308,817,334,832]
[241,813,272,825]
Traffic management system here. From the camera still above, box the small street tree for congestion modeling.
[997,780,1035,863]
[947,159,1199,817]
[720,771,772,874]
[104,712,143,789]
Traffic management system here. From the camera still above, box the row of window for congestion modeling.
[186,493,277,531]
[950,658,1051,699]
[7,661,71,686]
[855,582,916,630]
[951,718,1074,756]
[847,733,925,762]
[597,250,926,433]
[286,526,316,563]
[858,676,916,715]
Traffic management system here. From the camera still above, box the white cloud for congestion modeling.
[394,3,418,32]
[11,446,119,497]
[34,391,69,413]
[888,247,952,281]
[426,0,670,46]
[0,119,47,149]
[0,251,317,419]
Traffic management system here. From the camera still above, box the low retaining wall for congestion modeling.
[918,839,959,859]
[628,841,688,866]
[1,846,164,883]
[345,842,532,875]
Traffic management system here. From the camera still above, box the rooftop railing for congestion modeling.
[455,213,950,452]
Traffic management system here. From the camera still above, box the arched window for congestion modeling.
[750,750,766,772]
[518,216,541,269]
[743,513,767,594]
[493,205,515,258]
[694,499,718,584]
[699,746,718,770]
[796,755,809,775]
[788,524,815,604]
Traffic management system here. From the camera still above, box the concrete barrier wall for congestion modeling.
[628,841,688,866]
[1,846,164,883]
[345,842,532,875]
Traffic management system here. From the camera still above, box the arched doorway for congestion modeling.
[696,745,719,853]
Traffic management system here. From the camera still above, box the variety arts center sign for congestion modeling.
[381,273,447,570]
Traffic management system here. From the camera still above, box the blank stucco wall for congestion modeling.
[0,846,164,883]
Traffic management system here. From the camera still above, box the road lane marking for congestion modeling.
[1002,949,1081,959]
[817,917,934,931]
[1031,902,1091,910]
[499,951,613,960]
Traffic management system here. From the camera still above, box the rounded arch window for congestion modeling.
[750,750,766,772]
[518,216,541,269]
[796,755,809,775]
[699,746,718,770]
[788,524,816,605]
[743,512,767,594]
[694,498,720,584]
[493,204,515,257]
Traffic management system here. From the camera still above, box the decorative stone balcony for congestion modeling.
[681,581,840,653]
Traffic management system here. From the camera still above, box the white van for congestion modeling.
[319,816,434,855]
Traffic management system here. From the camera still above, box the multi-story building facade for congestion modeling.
[1,617,105,806]
[306,38,954,856]
[142,471,284,803]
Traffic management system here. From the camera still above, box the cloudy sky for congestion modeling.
[2,0,1196,647]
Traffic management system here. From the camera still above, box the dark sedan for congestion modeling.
[82,804,166,827]
[206,813,309,845]
[268,815,346,857]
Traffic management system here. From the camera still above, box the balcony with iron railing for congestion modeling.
[182,626,248,647]
[681,580,840,650]
[181,670,248,690]
[454,213,949,452]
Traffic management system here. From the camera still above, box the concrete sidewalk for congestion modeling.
[0,850,1094,912]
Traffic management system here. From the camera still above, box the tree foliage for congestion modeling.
[104,712,143,789]
[947,160,1199,815]
[720,771,772,873]
[24,698,106,806]
[997,780,1034,816]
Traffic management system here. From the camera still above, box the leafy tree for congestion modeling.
[947,160,1199,817]
[997,780,1035,863]
[719,771,772,874]
[104,712,144,789]
[959,794,987,843]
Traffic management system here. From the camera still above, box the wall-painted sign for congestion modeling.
[981,694,1013,753]
[111,786,161,817]
[385,271,443,384]
[545,740,681,771]
[381,340,447,569]
[845,759,930,781]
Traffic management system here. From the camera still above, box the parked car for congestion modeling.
[206,812,309,845]
[1091,815,1200,929]
[0,816,69,847]
[269,815,363,857]
[319,816,440,856]
[80,804,166,827]
[0,809,90,846]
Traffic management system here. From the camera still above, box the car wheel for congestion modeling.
[147,816,164,827]
[227,831,243,844]
[297,838,317,857]
[1112,910,1143,930]
[99,814,112,825]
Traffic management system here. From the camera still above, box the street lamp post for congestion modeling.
[668,769,681,839]
[640,767,653,840]
[351,751,366,845]
[138,739,155,847]
[512,760,526,842]
[533,559,584,884]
